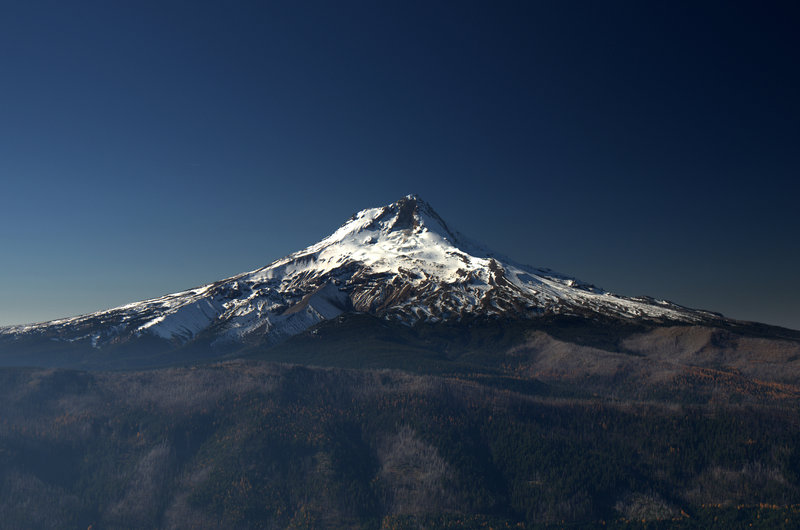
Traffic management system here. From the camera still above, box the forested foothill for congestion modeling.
[2,317,800,529]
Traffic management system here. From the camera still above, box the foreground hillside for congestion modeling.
[2,357,799,529]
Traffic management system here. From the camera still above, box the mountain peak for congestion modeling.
[376,194,455,237]
[1,194,721,362]
[310,195,464,257]
[389,194,426,230]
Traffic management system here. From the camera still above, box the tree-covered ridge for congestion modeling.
[1,361,798,529]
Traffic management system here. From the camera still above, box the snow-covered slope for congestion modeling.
[0,195,718,352]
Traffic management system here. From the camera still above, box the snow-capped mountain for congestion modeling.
[0,195,718,358]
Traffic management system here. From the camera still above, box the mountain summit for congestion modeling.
[0,195,718,366]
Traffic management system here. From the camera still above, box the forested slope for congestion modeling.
[1,359,799,529]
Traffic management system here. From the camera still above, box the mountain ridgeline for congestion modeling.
[0,194,748,370]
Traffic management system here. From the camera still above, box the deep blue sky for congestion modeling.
[1,1,798,330]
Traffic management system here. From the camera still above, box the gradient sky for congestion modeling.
[1,1,798,330]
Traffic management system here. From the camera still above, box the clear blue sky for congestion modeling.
[1,1,798,330]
